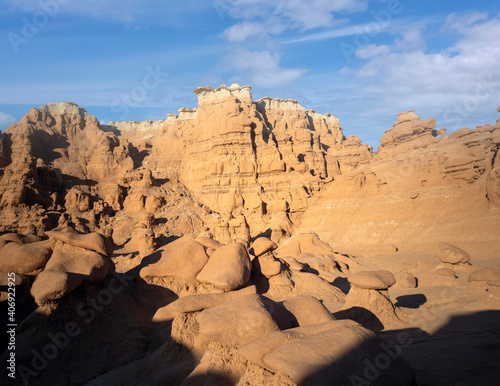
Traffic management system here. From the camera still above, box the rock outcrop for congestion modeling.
[1,86,499,386]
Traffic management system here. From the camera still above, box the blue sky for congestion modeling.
[1,0,499,147]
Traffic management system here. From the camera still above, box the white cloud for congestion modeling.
[335,13,500,141]
[224,50,306,88]
[222,22,267,42]
[0,112,16,129]
[355,44,391,59]
[220,0,367,42]
[443,11,488,33]
[221,20,286,42]
[284,22,387,44]
[276,0,367,30]
[392,25,426,51]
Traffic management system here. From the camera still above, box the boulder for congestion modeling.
[45,242,113,282]
[339,286,405,331]
[437,268,456,277]
[46,228,113,257]
[435,243,471,264]
[348,270,396,290]
[468,267,500,282]
[0,240,52,275]
[196,242,252,291]
[249,237,277,257]
[30,269,83,305]
[252,252,282,278]
[195,236,224,251]
[283,295,335,327]
[196,294,280,347]
[169,286,257,313]
[139,235,208,282]
[398,272,417,288]
[238,321,340,369]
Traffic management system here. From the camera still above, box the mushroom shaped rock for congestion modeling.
[196,242,252,291]
[30,269,83,305]
[348,270,396,290]
[283,295,335,327]
[249,237,277,257]
[45,243,113,282]
[435,243,471,264]
[195,294,280,348]
[46,228,113,257]
[468,267,500,282]
[139,235,208,282]
[0,240,52,275]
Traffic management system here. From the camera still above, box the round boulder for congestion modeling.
[437,268,456,277]
[196,242,252,291]
[0,240,52,275]
[283,295,335,327]
[398,272,417,288]
[139,235,208,282]
[435,243,471,264]
[348,270,396,290]
[249,237,278,257]
[468,267,500,282]
[30,269,83,305]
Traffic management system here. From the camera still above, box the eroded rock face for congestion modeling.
[0,86,499,256]
[1,92,498,386]
[146,84,347,242]
[300,107,500,254]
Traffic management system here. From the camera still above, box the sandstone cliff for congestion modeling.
[300,110,500,254]
[0,87,498,255]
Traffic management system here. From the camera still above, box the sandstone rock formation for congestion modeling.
[435,243,471,265]
[196,242,252,291]
[468,267,500,282]
[348,270,396,290]
[0,85,499,386]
